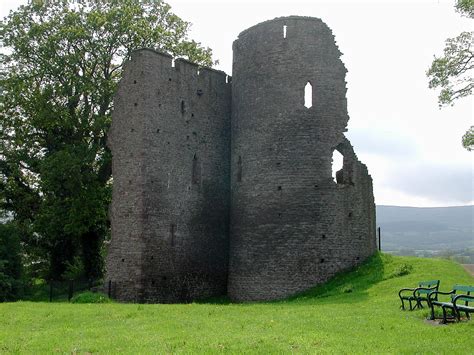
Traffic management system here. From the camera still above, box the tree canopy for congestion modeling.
[427,0,473,151]
[0,0,214,283]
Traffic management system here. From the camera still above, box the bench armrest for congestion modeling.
[398,288,415,298]
[428,290,454,302]
[453,294,474,307]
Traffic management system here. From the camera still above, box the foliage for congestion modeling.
[427,31,473,106]
[62,255,85,281]
[456,0,474,17]
[0,0,213,281]
[462,125,474,151]
[427,0,473,150]
[0,223,23,301]
[0,255,473,352]
[70,291,111,304]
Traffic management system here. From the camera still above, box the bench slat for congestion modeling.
[453,285,474,293]
[419,280,439,287]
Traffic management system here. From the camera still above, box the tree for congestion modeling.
[0,222,23,301]
[427,0,473,150]
[0,0,213,281]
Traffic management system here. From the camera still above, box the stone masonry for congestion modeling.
[105,16,377,303]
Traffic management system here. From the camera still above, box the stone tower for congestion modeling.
[105,16,376,303]
[105,52,231,302]
[228,17,376,301]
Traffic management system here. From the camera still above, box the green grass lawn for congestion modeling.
[1,253,473,353]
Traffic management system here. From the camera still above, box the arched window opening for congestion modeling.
[304,82,312,108]
[331,150,344,183]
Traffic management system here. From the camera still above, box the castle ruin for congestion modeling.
[105,16,377,303]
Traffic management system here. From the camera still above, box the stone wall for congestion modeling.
[106,16,376,303]
[106,49,231,302]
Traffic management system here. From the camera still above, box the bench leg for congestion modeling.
[400,298,405,310]
[416,299,424,309]
[428,304,435,320]
[409,299,413,311]
[441,306,448,324]
[452,308,458,322]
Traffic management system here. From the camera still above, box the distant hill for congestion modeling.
[376,205,473,251]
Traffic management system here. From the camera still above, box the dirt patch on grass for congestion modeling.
[423,319,446,326]
[461,264,474,276]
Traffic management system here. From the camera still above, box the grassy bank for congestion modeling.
[1,254,473,353]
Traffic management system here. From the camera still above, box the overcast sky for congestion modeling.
[1,0,473,207]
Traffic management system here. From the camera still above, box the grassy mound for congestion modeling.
[1,253,473,353]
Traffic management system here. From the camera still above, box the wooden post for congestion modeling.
[377,227,381,251]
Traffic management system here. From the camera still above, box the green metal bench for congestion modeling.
[398,280,440,310]
[428,285,474,323]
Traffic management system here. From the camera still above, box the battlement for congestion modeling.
[128,48,230,84]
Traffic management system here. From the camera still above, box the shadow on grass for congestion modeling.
[197,252,390,305]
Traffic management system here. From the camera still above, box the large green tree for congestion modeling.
[0,0,213,281]
[427,0,473,151]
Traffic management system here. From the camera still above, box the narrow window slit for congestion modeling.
[283,25,287,38]
[304,82,312,108]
